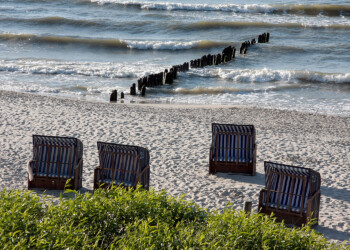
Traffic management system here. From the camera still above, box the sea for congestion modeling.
[0,0,349,116]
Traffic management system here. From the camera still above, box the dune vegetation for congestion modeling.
[0,186,343,249]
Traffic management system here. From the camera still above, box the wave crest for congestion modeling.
[0,33,128,48]
[89,1,350,17]
[0,16,100,26]
[183,21,350,30]
[0,59,138,78]
[191,68,350,84]
[0,34,227,50]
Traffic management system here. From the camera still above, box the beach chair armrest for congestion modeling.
[258,189,268,207]
[308,190,321,203]
[27,160,35,181]
[306,189,321,215]
[209,146,215,158]
[74,158,83,169]
[93,167,101,188]
[94,167,102,174]
[73,158,83,189]
[137,165,150,187]
[139,165,149,176]
[253,143,257,160]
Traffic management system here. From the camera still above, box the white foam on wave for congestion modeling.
[122,40,200,50]
[0,59,164,78]
[155,89,350,116]
[90,1,350,18]
[90,0,273,13]
[190,68,350,84]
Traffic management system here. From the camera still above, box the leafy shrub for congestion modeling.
[0,186,344,249]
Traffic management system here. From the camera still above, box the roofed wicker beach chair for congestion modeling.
[27,135,83,190]
[209,123,256,175]
[259,161,321,227]
[94,142,150,190]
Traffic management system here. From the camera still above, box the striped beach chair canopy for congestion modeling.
[262,161,321,213]
[211,123,255,163]
[97,142,150,187]
[32,135,83,179]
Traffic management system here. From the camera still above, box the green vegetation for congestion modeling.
[0,186,344,249]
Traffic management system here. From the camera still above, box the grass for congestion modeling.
[0,186,347,249]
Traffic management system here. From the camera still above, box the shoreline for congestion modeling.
[0,89,349,243]
[4,90,349,118]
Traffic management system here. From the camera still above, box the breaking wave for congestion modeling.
[157,84,309,95]
[1,58,349,85]
[124,40,229,50]
[190,68,350,84]
[0,16,101,27]
[89,1,350,17]
[0,34,228,50]
[0,59,139,78]
[0,16,156,30]
[0,34,128,48]
[181,21,350,30]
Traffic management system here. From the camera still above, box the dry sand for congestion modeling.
[0,90,349,243]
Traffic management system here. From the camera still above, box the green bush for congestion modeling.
[0,187,345,249]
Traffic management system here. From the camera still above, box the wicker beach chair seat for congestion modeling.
[259,161,321,226]
[209,123,256,175]
[94,142,150,190]
[28,135,83,190]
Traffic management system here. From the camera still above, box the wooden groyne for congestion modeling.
[110,32,270,101]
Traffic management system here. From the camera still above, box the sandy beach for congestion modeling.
[0,89,349,243]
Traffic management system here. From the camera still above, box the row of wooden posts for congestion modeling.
[110,32,270,102]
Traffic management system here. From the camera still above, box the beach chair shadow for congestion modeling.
[215,171,265,185]
[27,135,83,190]
[258,161,321,227]
[209,123,256,175]
[94,142,150,190]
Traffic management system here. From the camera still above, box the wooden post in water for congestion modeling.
[201,55,206,67]
[172,67,178,79]
[141,85,146,96]
[138,79,143,91]
[110,89,117,102]
[165,70,173,84]
[159,72,164,85]
[185,62,189,71]
[121,92,124,99]
[216,53,221,65]
[130,83,136,96]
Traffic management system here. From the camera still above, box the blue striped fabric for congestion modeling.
[32,135,82,178]
[97,142,145,187]
[263,162,311,212]
[211,123,255,163]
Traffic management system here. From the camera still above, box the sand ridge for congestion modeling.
[0,90,349,243]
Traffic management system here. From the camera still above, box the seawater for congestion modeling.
[0,0,349,116]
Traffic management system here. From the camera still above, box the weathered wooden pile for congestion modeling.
[110,32,270,102]
[258,32,270,43]
[136,62,190,91]
[190,45,236,68]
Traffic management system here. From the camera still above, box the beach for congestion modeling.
[0,89,349,243]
